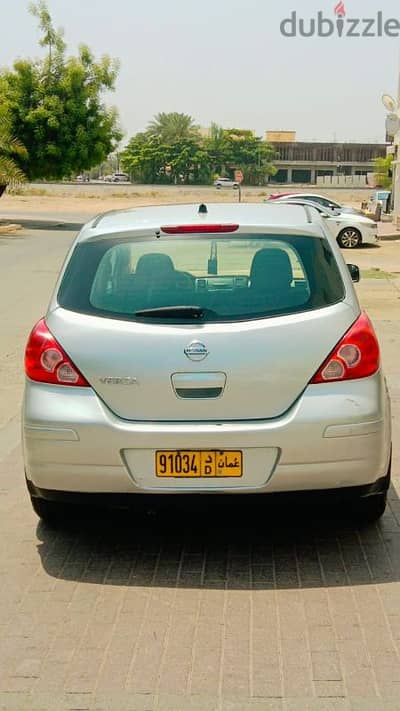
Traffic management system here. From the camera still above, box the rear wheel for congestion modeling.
[30,495,66,525]
[354,491,388,524]
[337,228,362,249]
[352,455,391,524]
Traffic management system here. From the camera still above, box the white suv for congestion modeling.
[214,177,239,189]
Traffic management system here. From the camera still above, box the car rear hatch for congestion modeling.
[50,224,357,422]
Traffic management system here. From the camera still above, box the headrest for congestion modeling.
[135,253,175,277]
[250,248,293,289]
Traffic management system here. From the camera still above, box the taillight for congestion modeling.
[160,224,239,234]
[311,313,380,384]
[25,319,89,387]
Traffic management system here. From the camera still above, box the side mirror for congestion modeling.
[347,264,360,283]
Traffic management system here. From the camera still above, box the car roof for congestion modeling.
[77,202,326,242]
[277,193,337,200]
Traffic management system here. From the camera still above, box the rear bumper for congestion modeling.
[363,230,378,245]
[22,372,392,496]
[27,474,391,507]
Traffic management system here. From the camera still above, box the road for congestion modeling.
[0,227,399,710]
[0,183,377,230]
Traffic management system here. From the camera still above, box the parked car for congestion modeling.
[23,202,391,524]
[267,192,362,215]
[104,172,130,183]
[268,198,378,249]
[214,177,239,189]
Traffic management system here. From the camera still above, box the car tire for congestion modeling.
[337,228,362,249]
[216,185,221,189]
[352,454,391,524]
[354,491,387,524]
[30,495,66,525]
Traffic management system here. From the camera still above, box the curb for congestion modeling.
[378,233,400,242]
[0,218,83,231]
[0,223,22,235]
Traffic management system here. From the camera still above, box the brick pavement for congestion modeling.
[0,444,400,711]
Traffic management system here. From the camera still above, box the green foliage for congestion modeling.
[0,106,27,187]
[223,129,277,185]
[374,154,393,189]
[121,132,210,185]
[0,1,121,180]
[203,123,232,176]
[147,112,199,143]
[122,115,277,185]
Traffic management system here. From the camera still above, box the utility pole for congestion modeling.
[393,72,400,226]
[382,81,400,227]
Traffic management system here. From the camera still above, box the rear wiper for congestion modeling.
[134,305,216,319]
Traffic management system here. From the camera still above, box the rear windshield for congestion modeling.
[58,234,345,323]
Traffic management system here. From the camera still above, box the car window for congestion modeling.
[58,234,345,323]
[305,195,323,205]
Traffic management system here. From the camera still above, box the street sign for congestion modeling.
[234,170,244,183]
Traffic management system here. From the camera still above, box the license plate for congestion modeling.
[156,450,243,478]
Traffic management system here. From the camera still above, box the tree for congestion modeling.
[0,106,26,189]
[122,114,277,186]
[204,123,232,176]
[0,1,122,180]
[224,129,277,185]
[167,138,210,184]
[122,112,209,185]
[121,132,210,185]
[374,154,393,190]
[120,133,164,183]
[146,112,199,143]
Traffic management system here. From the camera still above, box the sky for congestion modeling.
[0,0,399,145]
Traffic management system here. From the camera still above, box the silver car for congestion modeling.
[267,198,378,249]
[214,177,239,189]
[23,203,392,523]
[268,192,363,215]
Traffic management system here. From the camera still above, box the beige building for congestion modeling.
[270,140,387,184]
[265,130,296,143]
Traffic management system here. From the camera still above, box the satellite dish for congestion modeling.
[382,94,396,112]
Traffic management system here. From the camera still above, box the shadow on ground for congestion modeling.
[36,485,400,591]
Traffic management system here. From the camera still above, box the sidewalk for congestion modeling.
[378,220,400,241]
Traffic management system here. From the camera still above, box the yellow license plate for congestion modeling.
[156,450,243,478]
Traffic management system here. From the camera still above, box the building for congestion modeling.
[268,139,387,185]
[265,130,296,143]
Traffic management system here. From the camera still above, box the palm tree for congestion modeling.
[146,112,199,143]
[205,123,231,176]
[0,111,26,192]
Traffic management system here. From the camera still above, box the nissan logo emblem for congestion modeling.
[184,341,209,361]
